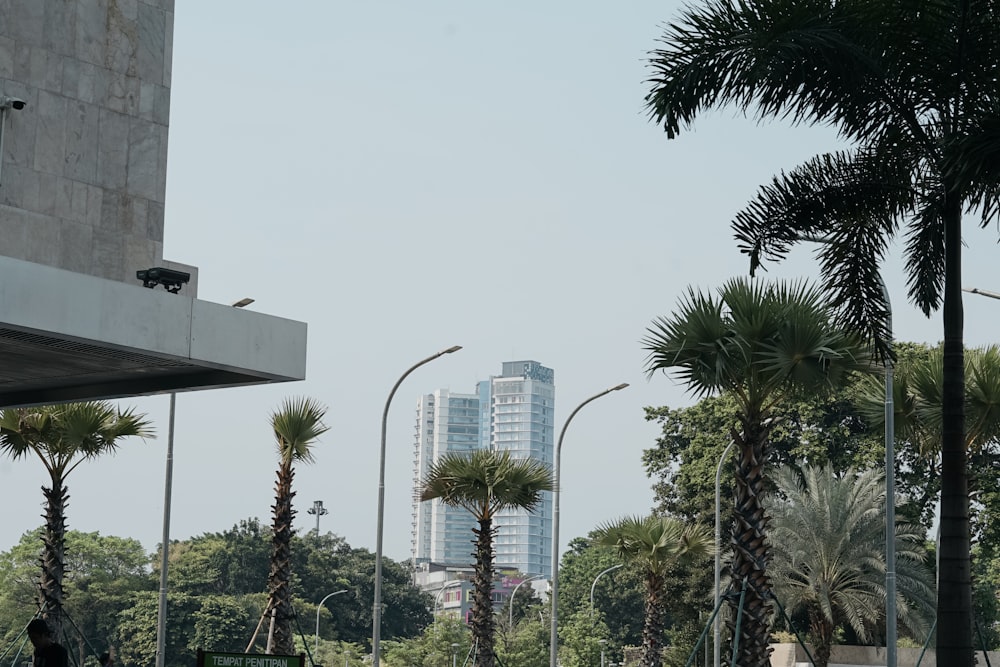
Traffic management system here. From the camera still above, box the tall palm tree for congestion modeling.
[266,397,329,655]
[419,449,554,667]
[0,402,153,639]
[593,516,713,667]
[644,2,1000,661]
[643,277,873,667]
[769,465,936,667]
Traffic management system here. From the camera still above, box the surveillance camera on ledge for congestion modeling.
[137,267,191,294]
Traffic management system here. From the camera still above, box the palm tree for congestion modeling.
[644,2,1000,661]
[769,465,935,667]
[593,516,712,667]
[643,277,873,667]
[419,448,554,667]
[266,396,329,655]
[0,402,153,639]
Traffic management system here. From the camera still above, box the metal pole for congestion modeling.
[882,281,896,667]
[589,564,624,616]
[316,590,348,660]
[550,383,629,667]
[714,440,735,667]
[154,392,176,667]
[372,346,462,667]
[510,574,544,627]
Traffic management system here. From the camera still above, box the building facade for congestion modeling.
[411,360,555,578]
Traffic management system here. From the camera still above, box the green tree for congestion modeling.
[645,1,1000,661]
[0,402,153,638]
[266,397,329,655]
[643,278,873,666]
[496,614,549,667]
[768,465,936,667]
[381,616,470,667]
[593,516,713,667]
[419,449,555,667]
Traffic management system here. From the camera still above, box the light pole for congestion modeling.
[434,580,462,616]
[155,297,254,667]
[450,643,459,667]
[589,564,623,616]
[315,590,349,659]
[308,500,329,535]
[509,574,545,627]
[799,234,896,667]
[372,346,462,667]
[550,383,629,667]
[599,639,607,667]
[964,287,1000,300]
[713,440,735,667]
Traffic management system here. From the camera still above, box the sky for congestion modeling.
[3,1,1000,568]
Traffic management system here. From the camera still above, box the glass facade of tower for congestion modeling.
[411,360,555,577]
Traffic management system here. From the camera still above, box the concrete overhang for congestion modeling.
[0,256,307,408]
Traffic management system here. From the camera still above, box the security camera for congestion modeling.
[0,96,26,111]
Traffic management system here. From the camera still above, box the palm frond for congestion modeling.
[270,396,329,465]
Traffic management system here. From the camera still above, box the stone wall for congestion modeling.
[0,0,175,285]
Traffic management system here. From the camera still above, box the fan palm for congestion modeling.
[0,401,153,639]
[645,1,1000,661]
[769,465,935,667]
[593,516,713,667]
[856,345,1000,532]
[643,277,873,667]
[266,396,329,655]
[419,449,554,667]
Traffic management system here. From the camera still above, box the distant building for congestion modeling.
[411,360,555,577]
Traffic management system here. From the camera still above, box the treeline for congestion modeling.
[0,520,429,667]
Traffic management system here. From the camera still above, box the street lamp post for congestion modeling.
[315,590,349,659]
[799,234,896,667]
[589,564,624,616]
[964,287,1000,300]
[372,346,462,667]
[308,500,329,535]
[713,440,735,667]
[549,383,629,667]
[509,574,545,627]
[450,643,459,667]
[155,297,254,667]
[434,580,462,616]
[599,639,607,667]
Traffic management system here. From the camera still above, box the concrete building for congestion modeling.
[411,360,555,578]
[1,1,305,406]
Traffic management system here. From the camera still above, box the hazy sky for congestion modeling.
[3,1,1000,569]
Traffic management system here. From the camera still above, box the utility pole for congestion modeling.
[307,500,328,535]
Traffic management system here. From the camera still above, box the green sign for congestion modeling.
[197,651,305,667]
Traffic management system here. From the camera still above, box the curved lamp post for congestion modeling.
[434,579,462,616]
[372,345,462,667]
[155,298,254,667]
[589,564,624,617]
[549,383,629,667]
[509,574,545,627]
[800,234,895,667]
[315,590,349,658]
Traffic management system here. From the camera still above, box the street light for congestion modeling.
[589,564,624,616]
[434,580,462,616]
[308,500,329,535]
[450,643,460,667]
[963,287,1000,300]
[155,297,254,667]
[315,590,349,659]
[509,574,545,627]
[799,234,896,667]
[713,440,735,667]
[599,639,608,667]
[372,346,463,667]
[550,383,629,667]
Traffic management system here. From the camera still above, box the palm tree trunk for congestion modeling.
[40,480,68,640]
[728,421,774,667]
[641,571,667,667]
[937,191,972,665]
[268,462,296,655]
[472,517,496,667]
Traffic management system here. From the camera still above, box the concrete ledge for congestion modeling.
[0,255,307,407]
